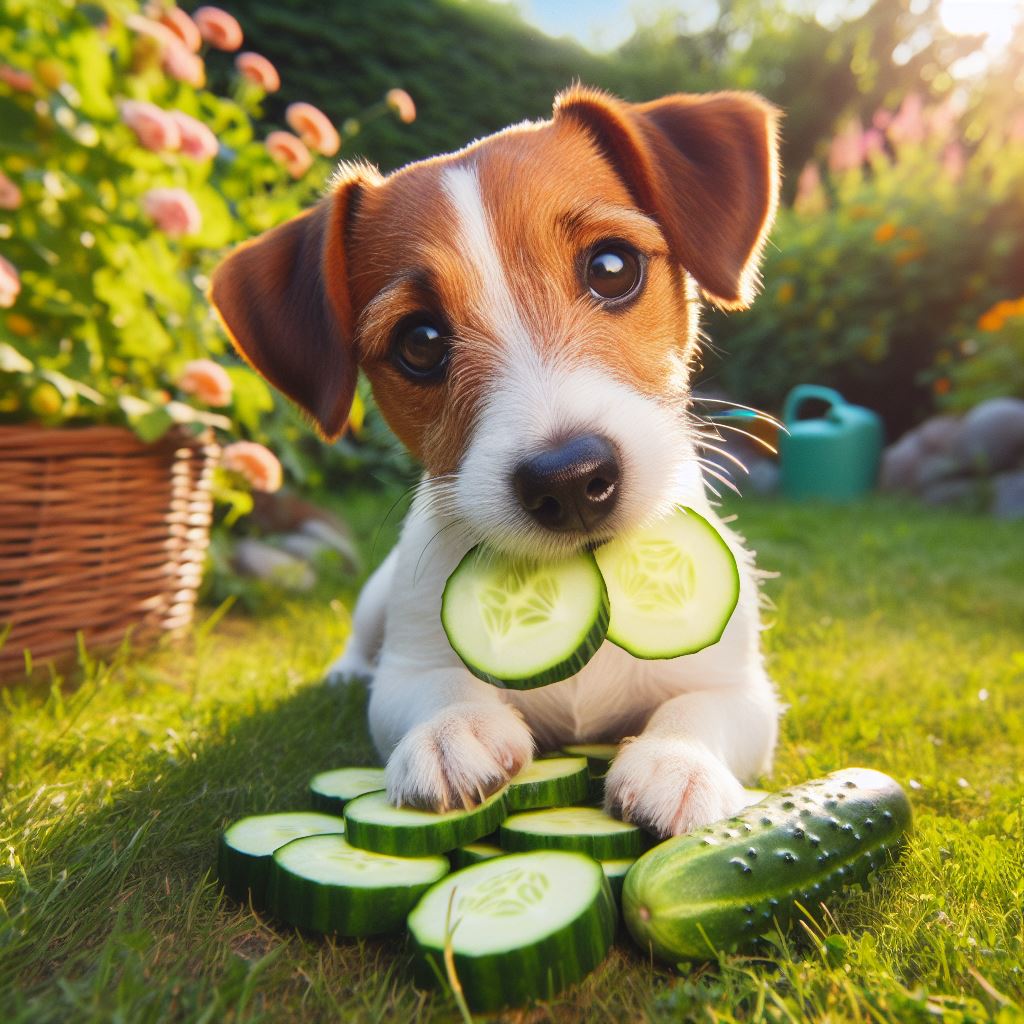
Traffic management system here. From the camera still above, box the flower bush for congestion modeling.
[705,94,1024,436]
[0,0,415,507]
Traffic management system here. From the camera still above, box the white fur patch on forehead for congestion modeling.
[441,164,532,352]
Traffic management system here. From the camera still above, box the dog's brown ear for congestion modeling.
[209,166,378,439]
[554,86,780,310]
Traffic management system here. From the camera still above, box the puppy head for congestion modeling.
[211,87,780,559]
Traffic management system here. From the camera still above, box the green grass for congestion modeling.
[2,497,1022,1022]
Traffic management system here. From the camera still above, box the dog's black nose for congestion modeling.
[513,434,620,532]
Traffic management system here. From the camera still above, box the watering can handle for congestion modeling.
[781,385,847,425]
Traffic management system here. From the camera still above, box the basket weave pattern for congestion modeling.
[0,425,219,678]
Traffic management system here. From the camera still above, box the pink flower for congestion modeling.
[0,64,34,93]
[285,101,340,156]
[163,42,205,87]
[1010,112,1024,144]
[142,188,202,237]
[862,127,885,160]
[221,441,282,492]
[178,359,232,406]
[121,99,181,152]
[386,88,416,124]
[170,111,218,160]
[0,171,22,210]
[828,121,865,174]
[0,255,21,308]
[193,6,243,51]
[235,51,280,93]
[158,7,202,52]
[888,93,926,146]
[265,130,313,179]
[793,160,825,215]
[126,13,179,49]
[927,95,961,141]
[942,142,965,182]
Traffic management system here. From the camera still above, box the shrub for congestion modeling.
[703,94,1024,437]
[0,0,414,512]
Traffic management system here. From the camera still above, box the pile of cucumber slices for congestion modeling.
[442,506,742,688]
[218,756,912,1013]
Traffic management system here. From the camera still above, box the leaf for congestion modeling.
[129,407,174,443]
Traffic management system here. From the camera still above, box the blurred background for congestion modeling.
[1,0,1022,668]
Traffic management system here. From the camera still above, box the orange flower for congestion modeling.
[977,309,1005,333]
[894,247,924,266]
[386,88,416,124]
[0,64,34,93]
[158,6,202,52]
[873,222,896,243]
[121,99,181,152]
[162,41,206,87]
[178,359,232,406]
[193,6,243,51]
[776,281,795,305]
[0,255,21,308]
[265,130,313,178]
[221,441,282,493]
[235,51,280,92]
[285,101,340,156]
[933,377,951,396]
[142,188,202,237]
[170,111,219,160]
[0,171,22,210]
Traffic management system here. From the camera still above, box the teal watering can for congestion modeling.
[779,385,883,501]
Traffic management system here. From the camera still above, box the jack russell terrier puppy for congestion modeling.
[211,86,782,838]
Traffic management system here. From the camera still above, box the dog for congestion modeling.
[210,86,782,838]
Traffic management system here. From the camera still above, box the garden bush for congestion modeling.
[702,93,1024,437]
[0,0,415,518]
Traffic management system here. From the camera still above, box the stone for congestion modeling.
[992,470,1024,520]
[918,477,983,509]
[952,397,1024,474]
[916,415,962,454]
[232,538,316,591]
[880,435,923,492]
[915,454,964,489]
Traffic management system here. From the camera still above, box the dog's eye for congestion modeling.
[391,317,451,381]
[587,245,642,302]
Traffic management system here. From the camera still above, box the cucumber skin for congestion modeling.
[410,861,617,1012]
[217,835,276,906]
[623,768,912,963]
[507,758,590,811]
[500,815,650,860]
[344,790,509,856]
[267,845,448,937]
[441,549,610,691]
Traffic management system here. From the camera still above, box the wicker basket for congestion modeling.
[0,424,219,679]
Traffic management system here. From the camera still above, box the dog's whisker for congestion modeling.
[701,464,743,496]
[695,441,750,476]
[413,518,471,588]
[701,421,780,455]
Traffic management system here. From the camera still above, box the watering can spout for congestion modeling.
[779,385,884,501]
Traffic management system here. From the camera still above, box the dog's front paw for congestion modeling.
[386,703,533,812]
[604,736,746,838]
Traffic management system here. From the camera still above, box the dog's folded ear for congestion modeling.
[553,86,781,310]
[209,165,379,439]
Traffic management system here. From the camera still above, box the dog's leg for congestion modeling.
[325,548,398,685]
[370,657,534,810]
[604,672,779,838]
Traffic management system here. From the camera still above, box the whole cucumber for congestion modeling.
[622,767,912,963]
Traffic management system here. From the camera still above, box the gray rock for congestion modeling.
[952,397,1024,474]
[992,470,1024,520]
[918,476,982,508]
[915,453,965,489]
[916,415,962,454]
[276,532,334,564]
[880,435,923,492]
[232,538,316,591]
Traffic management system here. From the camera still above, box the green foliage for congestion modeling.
[2,497,1022,1020]
[703,97,1024,437]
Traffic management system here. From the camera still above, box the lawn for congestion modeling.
[2,497,1022,1023]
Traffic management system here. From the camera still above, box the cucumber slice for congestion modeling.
[500,806,649,860]
[602,858,636,904]
[507,756,589,811]
[441,546,609,689]
[344,789,509,856]
[451,842,505,869]
[561,744,618,775]
[595,506,740,658]
[218,811,345,905]
[408,851,616,1012]
[308,767,386,815]
[267,833,449,936]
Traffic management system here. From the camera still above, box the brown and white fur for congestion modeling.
[210,86,782,838]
